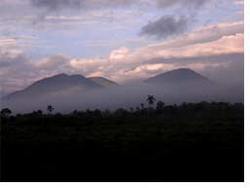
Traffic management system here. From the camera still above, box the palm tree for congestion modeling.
[1,108,12,118]
[140,103,145,110]
[47,105,54,114]
[146,95,156,107]
[156,101,165,111]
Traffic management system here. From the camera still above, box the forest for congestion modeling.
[0,97,244,182]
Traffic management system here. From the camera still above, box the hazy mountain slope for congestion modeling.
[88,77,118,87]
[5,74,102,100]
[1,69,243,113]
[145,68,212,85]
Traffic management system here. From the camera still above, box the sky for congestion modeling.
[0,0,244,94]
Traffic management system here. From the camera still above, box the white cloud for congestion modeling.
[96,22,243,80]
[148,21,243,49]
[109,47,130,61]
[58,21,243,83]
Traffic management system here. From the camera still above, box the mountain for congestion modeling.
[5,74,102,100]
[145,68,212,85]
[88,77,118,87]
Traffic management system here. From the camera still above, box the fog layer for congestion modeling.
[1,82,243,114]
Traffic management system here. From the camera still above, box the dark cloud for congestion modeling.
[30,0,210,10]
[30,0,136,10]
[140,16,188,39]
[31,0,82,10]
[156,0,209,9]
[140,0,212,39]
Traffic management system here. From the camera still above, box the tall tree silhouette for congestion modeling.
[140,103,145,112]
[146,95,156,107]
[47,105,54,114]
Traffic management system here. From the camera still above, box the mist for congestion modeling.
[1,81,243,114]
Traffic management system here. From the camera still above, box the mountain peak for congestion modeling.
[159,68,200,75]
[50,73,68,78]
[145,68,211,85]
[169,68,195,73]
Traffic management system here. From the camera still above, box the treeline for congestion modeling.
[0,95,244,118]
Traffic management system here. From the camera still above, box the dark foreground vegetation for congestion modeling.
[0,100,244,182]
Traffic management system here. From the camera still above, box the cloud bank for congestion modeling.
[0,20,243,94]
[30,0,210,10]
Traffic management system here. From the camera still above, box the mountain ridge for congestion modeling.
[145,68,212,85]
[5,69,212,100]
[5,73,102,100]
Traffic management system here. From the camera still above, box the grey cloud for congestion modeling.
[0,0,213,30]
[30,0,136,10]
[0,51,36,94]
[156,0,209,9]
[140,16,188,39]
[0,50,27,68]
[30,0,210,10]
[145,53,244,65]
[164,22,244,48]
[201,58,244,86]
[140,0,212,39]
[31,0,82,10]
[0,51,74,94]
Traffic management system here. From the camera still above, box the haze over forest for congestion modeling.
[0,1,244,182]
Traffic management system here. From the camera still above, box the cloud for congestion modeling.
[140,16,188,39]
[30,0,211,11]
[155,0,210,9]
[0,0,141,31]
[144,53,243,66]
[84,22,243,82]
[31,0,82,10]
[155,21,243,48]
[30,0,137,10]
[35,55,70,69]
[0,49,26,68]
[0,0,230,38]
[0,47,35,94]
[61,29,243,83]
[0,37,17,48]
[109,47,130,61]
[0,21,244,92]
[139,0,213,40]
[234,0,244,5]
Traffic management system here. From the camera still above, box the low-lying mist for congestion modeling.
[1,82,243,114]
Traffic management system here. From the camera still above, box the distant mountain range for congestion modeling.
[5,68,212,100]
[5,74,117,100]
